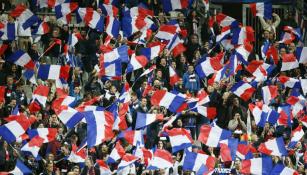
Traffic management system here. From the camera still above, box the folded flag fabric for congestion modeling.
[150,90,186,113]
[10,5,39,30]
[117,154,139,170]
[147,149,173,170]
[281,53,299,71]
[127,54,148,73]
[55,2,78,24]
[27,128,57,143]
[262,85,278,104]
[0,22,17,41]
[277,105,293,126]
[295,47,307,64]
[83,110,114,147]
[258,137,288,156]
[67,144,87,163]
[107,142,125,163]
[105,16,120,38]
[241,157,273,175]
[288,125,304,148]
[31,85,50,107]
[236,142,254,160]
[246,60,275,82]
[76,8,104,32]
[57,107,84,129]
[0,116,32,143]
[99,3,118,16]
[139,45,163,61]
[167,34,186,57]
[9,159,32,175]
[37,64,70,81]
[270,164,299,175]
[96,160,112,174]
[234,41,253,65]
[191,106,216,120]
[21,136,44,158]
[219,138,238,162]
[155,25,177,41]
[182,150,215,173]
[230,81,256,101]
[169,65,180,86]
[103,45,129,63]
[198,124,232,147]
[7,50,35,70]
[162,0,190,12]
[165,128,193,153]
[232,27,255,46]
[135,112,163,129]
[195,56,223,78]
[119,130,144,147]
[32,19,49,35]
[250,2,272,19]
[134,147,153,166]
[278,75,301,89]
[248,103,279,127]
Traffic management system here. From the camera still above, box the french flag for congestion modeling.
[105,16,120,38]
[246,60,275,82]
[135,112,163,129]
[21,136,44,158]
[9,159,32,175]
[241,157,273,175]
[119,130,144,147]
[198,124,232,147]
[167,34,186,57]
[165,128,193,153]
[0,22,17,41]
[10,5,38,30]
[52,95,76,109]
[155,25,177,41]
[230,81,256,102]
[279,31,296,44]
[232,26,255,45]
[0,86,5,103]
[117,154,139,170]
[67,144,87,163]
[55,2,78,24]
[281,53,299,71]
[250,2,272,19]
[36,0,59,8]
[287,95,305,117]
[288,125,304,148]
[249,103,271,127]
[258,137,288,156]
[191,106,216,120]
[107,142,125,163]
[295,47,307,64]
[97,59,122,79]
[140,45,163,61]
[150,90,186,113]
[83,110,114,147]
[37,64,70,81]
[169,65,180,86]
[7,50,35,70]
[68,32,82,47]
[32,19,49,35]
[100,4,118,16]
[134,147,153,166]
[162,0,190,12]
[277,105,293,126]
[262,85,278,104]
[27,128,57,143]
[0,116,32,143]
[103,45,129,63]
[96,160,112,174]
[236,142,253,160]
[57,107,84,129]
[219,138,238,162]
[76,8,104,32]
[0,42,8,55]
[271,164,299,175]
[147,149,173,170]
[278,75,301,89]
[182,150,216,173]
[32,85,50,107]
[209,13,237,28]
[301,79,307,95]
[235,41,253,65]
[127,54,148,73]
[195,56,223,78]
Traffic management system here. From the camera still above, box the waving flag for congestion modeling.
[37,64,70,81]
[248,103,279,127]
[147,149,173,170]
[83,110,114,147]
[219,138,238,162]
[32,19,49,35]
[134,147,153,166]
[288,125,304,148]
[150,90,186,113]
[258,137,287,156]
[104,45,129,63]
[27,128,57,143]
[67,144,87,163]
[198,125,232,147]
[135,112,163,129]
[250,2,272,19]
[0,22,17,41]
[195,56,223,78]
[278,75,301,89]
[118,154,139,170]
[21,136,44,158]
[119,130,144,147]
[96,160,111,174]
[155,25,177,41]
[191,106,216,120]
[231,81,255,101]
[32,85,50,107]
[0,42,8,55]
[167,34,186,57]
[162,0,190,12]
[0,116,32,143]
[166,128,193,153]
[169,65,180,86]
[246,60,275,82]
[107,142,125,163]
[236,142,253,160]
[57,107,84,129]
[76,8,104,32]
[105,16,120,38]
[241,157,272,175]
[100,4,118,16]
[127,54,148,73]
[235,41,253,65]
[10,5,38,30]
[271,164,299,175]
[262,85,278,104]
[209,13,237,29]
[55,2,78,24]
[295,47,307,64]
[9,159,32,175]
[277,105,293,126]
[7,50,35,70]
[67,32,82,47]
[232,26,255,45]
[182,150,215,173]
[281,53,299,71]
[140,45,163,60]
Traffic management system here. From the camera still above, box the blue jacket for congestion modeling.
[183,72,200,92]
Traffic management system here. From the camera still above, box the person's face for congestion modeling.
[47,163,53,172]
[289,43,296,52]
[141,98,147,106]
[158,12,165,21]
[263,31,270,39]
[280,48,286,56]
[160,58,166,66]
[52,30,59,37]
[74,87,80,94]
[178,78,183,85]
[207,86,214,93]
[110,86,117,93]
[266,19,272,25]
[32,44,38,51]
[142,82,147,88]
[180,55,186,63]
[191,35,198,44]
[177,119,183,127]
[7,77,14,85]
[222,92,229,100]
[234,113,240,120]
[73,167,80,174]
[188,66,194,73]
[156,71,162,78]
[171,62,176,69]
[158,141,163,149]
[233,98,239,106]
[10,99,17,107]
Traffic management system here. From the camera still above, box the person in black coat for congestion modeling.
[0,140,16,172]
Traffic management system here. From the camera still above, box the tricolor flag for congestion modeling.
[32,19,49,35]
[67,32,82,47]
[103,45,129,63]
[126,54,148,73]
[9,159,32,175]
[281,53,299,71]
[248,103,279,127]
[55,2,78,24]
[191,106,217,120]
[277,105,293,126]
[182,150,215,174]
[0,22,17,41]
[119,130,144,147]
[278,75,301,89]
[288,125,304,148]
[198,124,232,147]
[195,56,223,78]
[155,25,177,41]
[7,50,35,70]
[232,26,255,45]
[135,112,163,129]
[105,16,120,38]
[76,8,104,32]
[140,45,164,61]
[147,149,173,170]
[31,85,50,107]
[169,65,180,86]
[0,116,32,143]
[270,164,299,175]
[150,90,186,113]
[96,160,112,175]
[246,60,275,82]
[295,47,307,64]
[262,85,278,104]
[236,142,254,160]
[134,147,153,166]
[107,142,125,163]
[162,0,190,12]
[258,137,288,156]
[209,13,237,29]
[27,128,57,143]
[37,64,70,81]
[250,2,272,19]
[230,81,256,102]
[117,154,139,170]
[67,144,87,163]
[241,157,273,175]
[235,41,253,65]
[57,107,84,129]
[21,136,44,158]
[10,5,39,30]
[167,34,186,57]
[99,3,118,16]
[219,138,238,162]
[165,128,193,153]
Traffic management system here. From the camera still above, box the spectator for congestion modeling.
[183,65,200,93]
